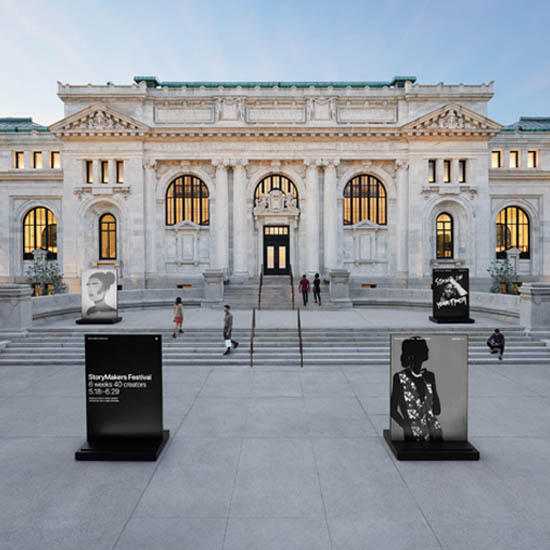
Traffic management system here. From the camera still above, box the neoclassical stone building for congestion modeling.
[1,76,549,291]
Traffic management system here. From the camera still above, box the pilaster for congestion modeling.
[323,159,340,272]
[304,159,321,275]
[395,160,409,277]
[213,159,229,273]
[232,159,249,277]
[143,161,158,284]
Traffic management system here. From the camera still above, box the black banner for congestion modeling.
[431,268,473,323]
[84,334,163,440]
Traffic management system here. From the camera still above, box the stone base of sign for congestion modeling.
[383,430,480,461]
[75,317,123,324]
[428,316,475,324]
[75,429,169,461]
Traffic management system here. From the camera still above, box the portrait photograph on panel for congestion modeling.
[432,268,470,320]
[389,333,468,442]
[81,268,118,320]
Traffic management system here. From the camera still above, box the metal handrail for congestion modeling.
[258,266,264,310]
[250,307,256,368]
[289,264,295,311]
[297,307,304,368]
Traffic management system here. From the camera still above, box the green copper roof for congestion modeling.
[134,76,416,89]
[501,117,550,132]
[0,117,49,132]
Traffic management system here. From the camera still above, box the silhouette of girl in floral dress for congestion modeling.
[390,337,443,441]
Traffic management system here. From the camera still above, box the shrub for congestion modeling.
[25,253,68,295]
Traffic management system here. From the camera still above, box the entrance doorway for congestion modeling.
[263,226,290,275]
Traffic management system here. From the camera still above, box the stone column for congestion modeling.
[451,159,459,184]
[0,285,32,338]
[323,160,340,272]
[143,162,158,286]
[232,160,249,278]
[395,160,409,278]
[304,160,321,275]
[436,159,443,185]
[520,283,550,338]
[213,160,229,274]
[521,149,528,169]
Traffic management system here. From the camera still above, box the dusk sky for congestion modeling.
[1,0,549,126]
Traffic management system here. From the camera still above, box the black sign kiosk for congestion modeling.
[75,334,169,461]
[429,268,475,324]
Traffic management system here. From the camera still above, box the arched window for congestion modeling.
[496,206,530,259]
[23,207,57,260]
[166,175,209,226]
[343,174,387,225]
[99,214,117,260]
[254,174,299,206]
[436,213,454,259]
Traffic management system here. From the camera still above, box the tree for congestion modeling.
[487,258,517,294]
[24,250,68,295]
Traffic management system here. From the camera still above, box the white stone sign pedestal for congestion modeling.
[329,269,352,308]
[0,284,33,338]
[203,269,224,307]
[520,283,550,339]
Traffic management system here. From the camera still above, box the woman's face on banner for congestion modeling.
[87,277,106,302]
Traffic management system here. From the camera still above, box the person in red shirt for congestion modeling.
[299,274,310,306]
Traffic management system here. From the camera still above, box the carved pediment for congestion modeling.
[168,220,203,232]
[403,104,501,136]
[50,104,150,136]
[348,219,385,231]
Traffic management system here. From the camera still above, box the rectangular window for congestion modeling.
[459,159,466,183]
[100,161,109,183]
[443,160,451,183]
[528,150,537,168]
[50,151,60,169]
[428,160,436,183]
[509,150,520,168]
[491,151,502,168]
[85,160,93,183]
[14,151,24,169]
[115,160,124,183]
[33,151,43,169]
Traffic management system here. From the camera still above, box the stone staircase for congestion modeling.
[259,275,294,310]
[1,326,549,368]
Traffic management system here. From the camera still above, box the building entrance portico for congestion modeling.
[253,181,300,276]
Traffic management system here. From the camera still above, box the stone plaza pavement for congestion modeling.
[1,307,550,549]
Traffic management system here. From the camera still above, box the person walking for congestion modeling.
[312,273,322,306]
[223,304,239,355]
[487,328,505,360]
[172,296,184,338]
[299,274,310,306]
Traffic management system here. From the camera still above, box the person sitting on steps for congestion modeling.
[487,328,505,360]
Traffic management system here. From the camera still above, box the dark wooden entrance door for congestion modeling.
[263,226,290,275]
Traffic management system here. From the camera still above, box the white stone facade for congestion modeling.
[1,76,549,291]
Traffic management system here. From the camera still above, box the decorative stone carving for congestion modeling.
[421,185,477,200]
[253,189,300,230]
[50,103,149,136]
[403,103,502,136]
[347,219,388,266]
[166,220,203,266]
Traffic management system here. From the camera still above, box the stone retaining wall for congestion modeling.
[351,288,519,322]
[32,288,202,322]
